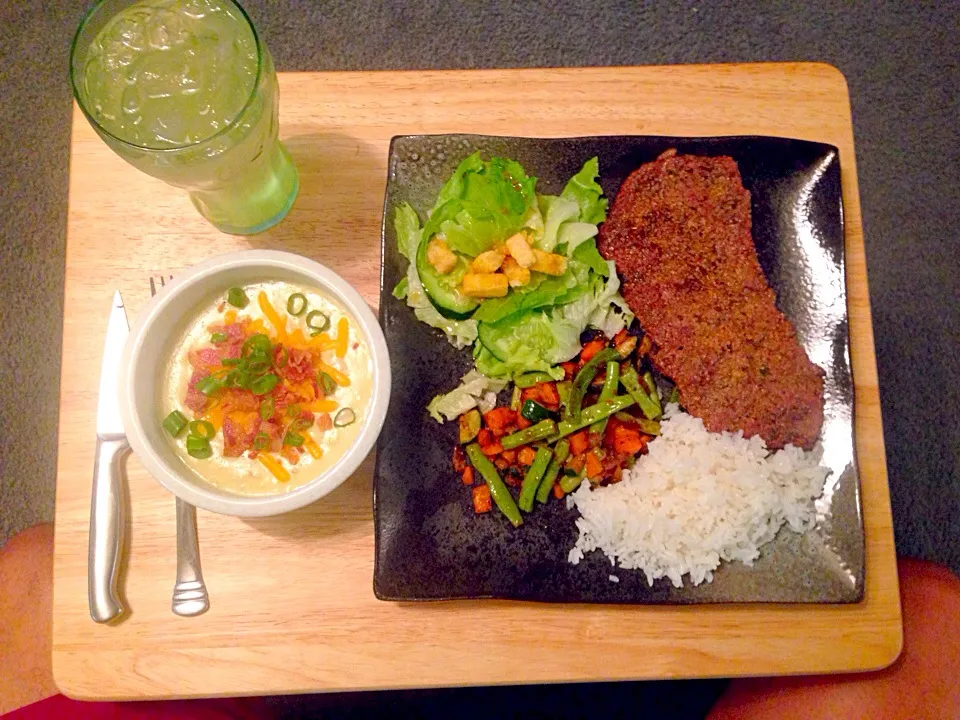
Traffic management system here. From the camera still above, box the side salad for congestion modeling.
[393,153,633,421]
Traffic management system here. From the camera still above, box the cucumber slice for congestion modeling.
[416,236,479,318]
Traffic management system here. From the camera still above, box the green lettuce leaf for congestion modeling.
[571,238,610,277]
[538,195,578,252]
[394,204,478,348]
[426,369,508,422]
[561,156,607,225]
[423,154,537,257]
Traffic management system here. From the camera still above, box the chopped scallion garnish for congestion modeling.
[317,371,336,397]
[250,373,279,395]
[286,293,308,316]
[305,310,330,335]
[226,287,249,308]
[162,410,188,438]
[283,431,304,447]
[188,420,215,440]
[210,332,228,343]
[334,408,356,427]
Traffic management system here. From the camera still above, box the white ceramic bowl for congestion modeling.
[119,250,390,517]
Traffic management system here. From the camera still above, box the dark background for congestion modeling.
[1,2,957,718]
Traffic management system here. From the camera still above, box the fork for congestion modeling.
[151,275,210,617]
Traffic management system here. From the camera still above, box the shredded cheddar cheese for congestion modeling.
[317,361,350,387]
[258,291,287,341]
[335,317,349,358]
[302,434,323,459]
[258,454,290,482]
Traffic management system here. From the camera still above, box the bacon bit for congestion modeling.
[483,407,516,437]
[517,447,537,466]
[452,445,467,473]
[220,389,259,414]
[258,418,284,452]
[217,301,225,313]
[461,466,475,485]
[188,348,222,370]
[585,450,604,479]
[222,412,258,457]
[335,317,349,358]
[315,412,333,432]
[580,339,606,362]
[279,348,314,382]
[472,484,492,514]
[553,483,565,499]
[316,361,350,387]
[258,454,290,482]
[280,445,300,465]
[568,430,590,457]
[185,370,211,413]
[352,342,359,350]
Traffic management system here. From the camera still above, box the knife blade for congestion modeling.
[88,290,131,623]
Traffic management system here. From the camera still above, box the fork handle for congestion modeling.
[172,497,209,616]
[88,437,129,623]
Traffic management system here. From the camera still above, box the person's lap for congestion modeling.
[3,525,958,719]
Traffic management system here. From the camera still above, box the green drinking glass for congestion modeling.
[70,0,299,235]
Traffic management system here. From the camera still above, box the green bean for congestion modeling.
[620,366,661,420]
[536,439,570,504]
[559,468,585,494]
[643,371,662,415]
[590,360,620,435]
[501,419,557,450]
[564,348,621,422]
[518,447,553,513]
[514,371,553,388]
[555,395,635,439]
[466,444,523,527]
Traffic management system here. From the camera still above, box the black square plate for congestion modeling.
[374,134,863,603]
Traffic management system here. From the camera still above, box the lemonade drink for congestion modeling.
[71,0,298,234]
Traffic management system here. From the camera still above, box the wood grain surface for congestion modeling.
[52,63,901,700]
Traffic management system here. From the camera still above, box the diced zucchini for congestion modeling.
[458,408,482,444]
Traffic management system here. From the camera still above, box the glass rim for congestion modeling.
[69,0,265,153]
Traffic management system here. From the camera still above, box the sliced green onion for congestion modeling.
[245,360,271,375]
[188,420,216,440]
[162,410,188,438]
[226,287,249,308]
[291,417,312,432]
[210,332,228,343]
[250,373,279,395]
[253,432,269,451]
[317,371,337,397]
[221,357,241,366]
[242,333,271,356]
[305,310,330,335]
[185,435,212,459]
[286,293,308,316]
[334,408,356,427]
[195,375,224,396]
[286,403,301,418]
[283,431,304,447]
[259,397,275,420]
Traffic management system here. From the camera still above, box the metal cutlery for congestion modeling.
[89,291,130,623]
[151,275,210,617]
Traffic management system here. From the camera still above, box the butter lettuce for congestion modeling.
[427,369,508,422]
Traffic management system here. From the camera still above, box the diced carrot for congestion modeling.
[613,425,646,456]
[461,466,475,485]
[258,454,290,482]
[494,457,510,470]
[561,361,577,380]
[516,413,532,430]
[613,328,630,347]
[503,471,521,487]
[472,484,492,514]
[568,430,590,457]
[580,339,606,362]
[335,317,349,358]
[316,361,350,387]
[477,428,494,448]
[452,445,467,473]
[517,446,537,466]
[481,441,504,456]
[567,453,586,474]
[302,434,323,459]
[483,407,517,437]
[553,483,565,499]
[520,387,539,404]
[500,448,518,464]
[257,291,287,342]
[536,382,561,409]
[585,450,604,479]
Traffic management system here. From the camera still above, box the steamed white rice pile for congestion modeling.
[566,404,829,588]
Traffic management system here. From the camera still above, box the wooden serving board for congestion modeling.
[53,64,901,700]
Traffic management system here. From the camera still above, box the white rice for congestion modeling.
[566,404,829,588]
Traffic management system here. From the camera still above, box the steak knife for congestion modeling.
[88,290,130,623]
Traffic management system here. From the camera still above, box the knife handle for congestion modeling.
[88,436,130,623]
